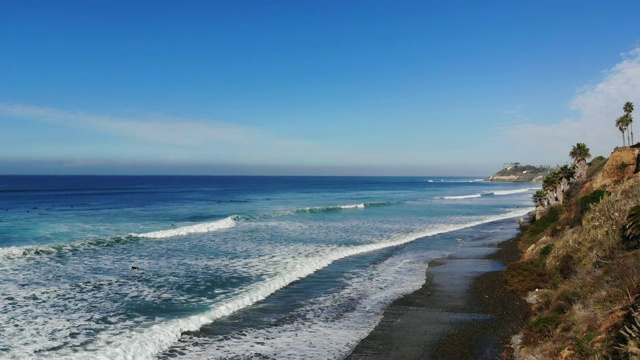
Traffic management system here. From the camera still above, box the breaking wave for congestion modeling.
[134,216,237,239]
[491,188,533,195]
[440,194,483,200]
[436,188,534,200]
[294,202,391,214]
[0,216,239,262]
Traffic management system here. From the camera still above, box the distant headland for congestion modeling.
[486,162,551,183]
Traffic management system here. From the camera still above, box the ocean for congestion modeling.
[0,175,535,359]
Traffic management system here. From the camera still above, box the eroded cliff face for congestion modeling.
[579,146,640,197]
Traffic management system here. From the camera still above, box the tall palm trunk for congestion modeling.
[574,159,588,180]
[560,177,569,193]
[555,183,564,204]
[545,189,557,207]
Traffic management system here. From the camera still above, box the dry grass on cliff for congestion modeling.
[547,177,640,270]
[520,252,640,359]
[516,176,640,359]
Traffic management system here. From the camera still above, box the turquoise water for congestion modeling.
[0,176,535,359]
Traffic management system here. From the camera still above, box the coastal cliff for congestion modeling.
[578,146,640,196]
[487,163,551,183]
[505,145,640,359]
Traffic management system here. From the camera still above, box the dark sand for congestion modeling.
[346,237,529,360]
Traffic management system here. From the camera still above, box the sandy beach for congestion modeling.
[347,236,529,359]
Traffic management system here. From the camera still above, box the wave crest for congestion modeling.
[295,202,390,214]
[134,216,237,239]
[440,194,482,200]
[0,235,137,261]
[491,188,532,195]
[437,188,533,200]
[0,216,239,262]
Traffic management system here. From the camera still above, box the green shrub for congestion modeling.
[586,156,607,178]
[619,162,632,170]
[589,155,606,165]
[528,206,562,237]
[577,190,611,217]
[527,314,561,338]
[540,244,554,258]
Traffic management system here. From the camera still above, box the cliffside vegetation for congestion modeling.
[505,120,640,359]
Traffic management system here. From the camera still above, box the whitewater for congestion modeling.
[0,176,536,359]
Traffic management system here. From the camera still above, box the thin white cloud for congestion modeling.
[504,104,524,115]
[502,47,640,163]
[0,103,279,147]
[0,102,359,165]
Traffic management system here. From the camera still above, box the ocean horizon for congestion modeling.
[0,175,535,359]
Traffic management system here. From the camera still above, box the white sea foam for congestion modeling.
[297,203,370,213]
[437,188,533,200]
[166,249,443,359]
[432,179,485,183]
[339,203,366,209]
[0,246,30,259]
[0,217,239,263]
[59,207,533,360]
[440,194,483,200]
[491,188,532,195]
[0,236,135,263]
[134,216,237,238]
[0,201,388,264]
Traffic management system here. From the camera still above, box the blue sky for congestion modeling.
[2,1,640,175]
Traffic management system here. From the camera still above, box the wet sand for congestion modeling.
[346,237,528,359]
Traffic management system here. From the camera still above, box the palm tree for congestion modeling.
[616,115,628,146]
[629,114,635,145]
[532,190,547,208]
[570,143,591,180]
[557,164,575,192]
[624,102,634,145]
[624,101,634,115]
[532,189,548,220]
[570,143,591,161]
[625,114,632,146]
[542,171,561,206]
